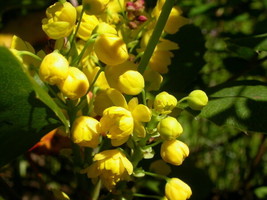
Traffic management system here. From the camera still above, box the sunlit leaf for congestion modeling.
[199,80,267,134]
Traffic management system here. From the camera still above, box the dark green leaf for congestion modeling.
[226,33,267,53]
[199,80,267,134]
[0,47,61,167]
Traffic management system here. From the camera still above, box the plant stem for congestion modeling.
[67,8,85,57]
[18,51,42,61]
[137,0,175,74]
[92,179,102,200]
[71,35,97,66]
[144,171,169,181]
[141,89,147,106]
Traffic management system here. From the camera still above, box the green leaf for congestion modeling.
[226,33,267,54]
[0,47,61,167]
[199,80,267,134]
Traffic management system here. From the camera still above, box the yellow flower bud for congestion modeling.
[187,90,208,110]
[160,140,189,166]
[42,2,77,39]
[94,34,129,65]
[165,178,192,200]
[71,116,100,148]
[83,0,110,15]
[154,91,177,114]
[94,88,128,116]
[93,22,117,35]
[158,116,183,140]
[85,149,133,191]
[76,12,99,41]
[58,67,89,100]
[100,106,134,146]
[117,70,144,95]
[105,61,136,82]
[164,6,190,34]
[39,52,69,85]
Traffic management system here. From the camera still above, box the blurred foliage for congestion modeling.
[0,0,267,200]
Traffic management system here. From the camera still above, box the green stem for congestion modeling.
[178,96,188,104]
[144,139,162,149]
[133,193,162,199]
[18,51,42,61]
[137,0,175,74]
[88,68,102,92]
[92,179,102,200]
[141,89,147,106]
[71,35,97,66]
[67,8,85,57]
[144,171,169,181]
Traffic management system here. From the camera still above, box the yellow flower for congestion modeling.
[187,90,208,110]
[42,2,77,39]
[128,97,151,137]
[165,178,192,200]
[152,1,189,34]
[100,106,134,146]
[76,10,99,41]
[160,140,189,166]
[39,52,69,85]
[140,30,178,74]
[105,61,144,95]
[157,116,183,140]
[85,149,133,190]
[154,91,177,114]
[99,0,125,24]
[94,34,129,65]
[149,39,179,74]
[143,68,163,91]
[83,0,110,15]
[164,6,190,34]
[58,67,89,100]
[94,88,128,116]
[71,116,100,148]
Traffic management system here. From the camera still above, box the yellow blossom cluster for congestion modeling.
[8,0,209,199]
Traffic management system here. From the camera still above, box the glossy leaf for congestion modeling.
[0,47,61,167]
[199,80,267,134]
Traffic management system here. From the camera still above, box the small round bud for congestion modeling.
[157,116,183,140]
[94,34,129,65]
[58,67,89,100]
[187,90,208,110]
[118,70,144,95]
[39,52,69,85]
[165,178,192,200]
[71,116,100,148]
[154,91,177,114]
[160,140,189,166]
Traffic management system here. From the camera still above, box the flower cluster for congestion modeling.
[9,0,208,199]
